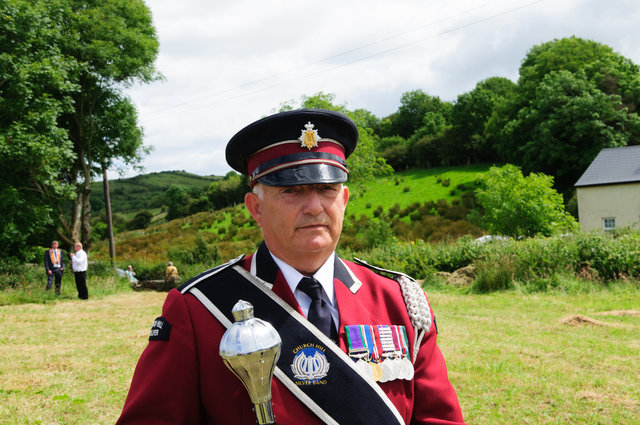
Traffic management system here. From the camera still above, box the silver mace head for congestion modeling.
[219,300,282,424]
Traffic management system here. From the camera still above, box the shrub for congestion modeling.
[364,220,395,248]
[403,186,410,193]
[127,210,154,231]
[409,211,421,222]
[441,178,450,187]
[472,255,515,293]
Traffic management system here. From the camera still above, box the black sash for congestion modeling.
[184,263,405,425]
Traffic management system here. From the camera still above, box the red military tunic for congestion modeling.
[117,244,465,424]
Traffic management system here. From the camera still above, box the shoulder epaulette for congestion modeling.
[179,254,245,294]
[353,258,432,363]
[353,258,413,281]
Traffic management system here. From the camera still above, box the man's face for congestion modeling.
[51,242,58,250]
[246,183,349,269]
[74,243,81,252]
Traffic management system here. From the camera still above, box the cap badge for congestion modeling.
[299,121,320,150]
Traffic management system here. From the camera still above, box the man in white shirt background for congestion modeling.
[70,242,89,300]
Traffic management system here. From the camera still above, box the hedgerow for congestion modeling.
[356,229,640,291]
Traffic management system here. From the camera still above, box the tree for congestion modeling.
[206,172,247,210]
[450,77,518,162]
[391,90,452,139]
[493,37,640,192]
[518,36,640,110]
[165,185,188,221]
[53,0,159,250]
[0,0,76,261]
[473,164,577,238]
[501,70,640,191]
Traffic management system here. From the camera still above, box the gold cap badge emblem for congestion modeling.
[299,122,320,150]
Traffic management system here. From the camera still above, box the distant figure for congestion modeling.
[70,242,89,300]
[125,265,138,283]
[44,240,64,295]
[165,261,179,284]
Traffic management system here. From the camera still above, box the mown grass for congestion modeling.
[1,278,638,424]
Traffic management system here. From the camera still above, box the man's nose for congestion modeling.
[301,189,323,215]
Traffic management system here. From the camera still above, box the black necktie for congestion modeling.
[298,277,337,341]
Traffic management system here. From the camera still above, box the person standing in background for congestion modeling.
[70,242,89,300]
[44,240,64,295]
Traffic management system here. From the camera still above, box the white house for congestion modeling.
[575,145,640,232]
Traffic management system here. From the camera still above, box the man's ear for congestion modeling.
[245,192,263,227]
[341,185,350,209]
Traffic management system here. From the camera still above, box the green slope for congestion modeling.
[346,164,490,218]
[90,170,221,215]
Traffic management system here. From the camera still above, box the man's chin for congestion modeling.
[294,238,334,254]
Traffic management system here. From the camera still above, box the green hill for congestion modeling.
[91,165,492,264]
[90,170,221,215]
[346,164,490,218]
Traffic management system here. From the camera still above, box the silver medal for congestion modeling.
[355,358,373,381]
[402,357,414,380]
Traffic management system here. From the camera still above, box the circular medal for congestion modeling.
[371,362,383,382]
[402,357,414,380]
[396,358,408,380]
[380,359,393,382]
[389,358,402,380]
[355,359,373,381]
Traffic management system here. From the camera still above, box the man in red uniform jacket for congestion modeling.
[117,109,465,425]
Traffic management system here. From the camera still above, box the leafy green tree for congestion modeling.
[518,36,640,110]
[474,164,577,237]
[165,185,188,221]
[0,0,158,257]
[54,0,159,249]
[450,77,518,162]
[493,37,640,192]
[206,172,247,210]
[0,0,76,260]
[501,70,640,190]
[391,90,452,139]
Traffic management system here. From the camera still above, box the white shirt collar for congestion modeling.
[270,252,336,306]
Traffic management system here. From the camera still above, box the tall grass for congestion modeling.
[357,229,640,292]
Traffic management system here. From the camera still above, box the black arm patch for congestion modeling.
[149,316,172,341]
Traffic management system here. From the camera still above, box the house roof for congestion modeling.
[575,145,640,187]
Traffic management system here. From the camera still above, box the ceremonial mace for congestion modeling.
[219,300,282,424]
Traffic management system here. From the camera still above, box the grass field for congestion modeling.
[2,283,638,424]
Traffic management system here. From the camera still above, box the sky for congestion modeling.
[122,0,640,178]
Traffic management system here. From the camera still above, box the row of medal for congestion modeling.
[345,324,414,383]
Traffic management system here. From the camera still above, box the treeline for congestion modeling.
[90,171,219,214]
[367,36,640,194]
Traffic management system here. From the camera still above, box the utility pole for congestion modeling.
[102,161,116,265]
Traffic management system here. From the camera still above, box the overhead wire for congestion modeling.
[144,0,546,120]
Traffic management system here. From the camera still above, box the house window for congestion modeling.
[603,217,616,232]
